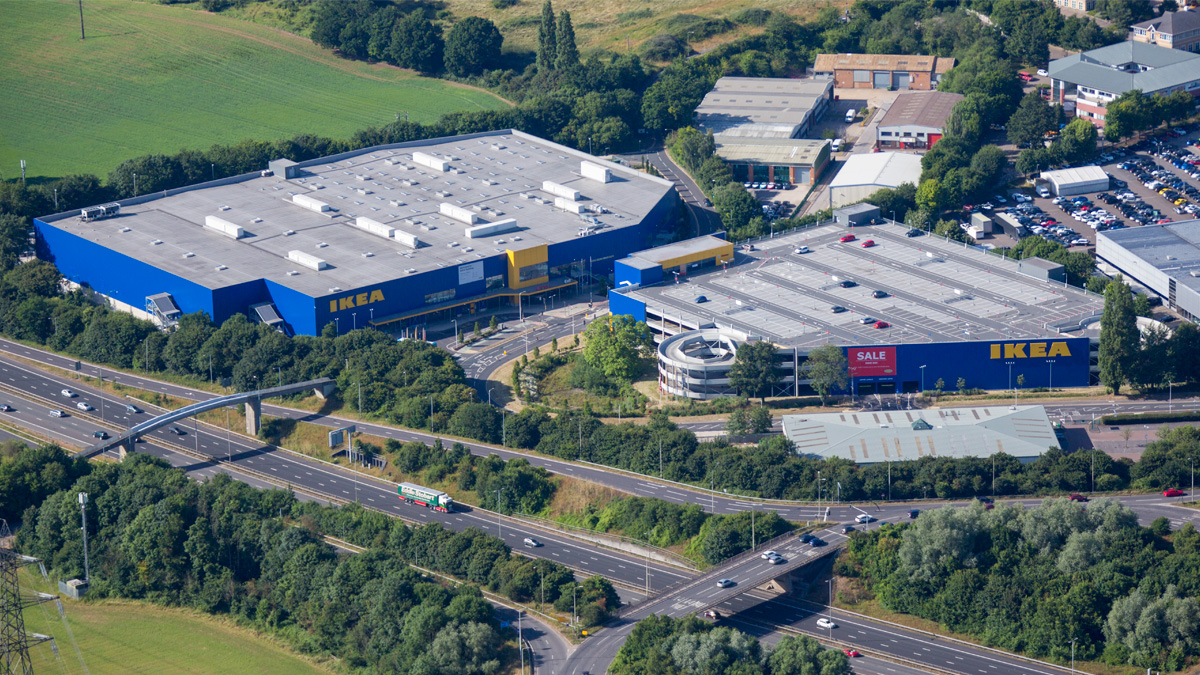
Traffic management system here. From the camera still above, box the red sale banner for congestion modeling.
[847,347,896,377]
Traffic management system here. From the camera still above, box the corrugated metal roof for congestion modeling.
[878,91,964,131]
[781,405,1058,463]
[829,152,923,189]
[1048,40,1200,95]
[695,77,832,140]
[714,138,829,166]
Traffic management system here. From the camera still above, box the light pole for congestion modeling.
[643,529,654,596]
[496,488,503,538]
[78,492,89,583]
[919,364,926,395]
[352,312,357,330]
[1005,361,1015,405]
[1047,359,1055,392]
[1070,638,1077,673]
[487,388,494,405]
[453,318,459,347]
[826,578,833,637]
[518,610,525,675]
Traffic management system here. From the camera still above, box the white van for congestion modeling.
[845,109,857,124]
[831,138,843,152]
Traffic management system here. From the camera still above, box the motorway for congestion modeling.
[5,339,1200,674]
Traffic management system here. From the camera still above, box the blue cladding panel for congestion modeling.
[845,338,1092,390]
[212,281,269,325]
[264,280,317,336]
[608,290,646,323]
[36,219,216,318]
[614,259,663,287]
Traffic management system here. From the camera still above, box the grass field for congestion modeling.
[20,573,332,674]
[0,0,509,180]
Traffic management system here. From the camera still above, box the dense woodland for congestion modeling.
[14,446,619,672]
[837,498,1200,671]
[611,615,851,675]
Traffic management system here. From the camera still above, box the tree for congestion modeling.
[726,408,750,435]
[710,182,758,230]
[802,344,849,406]
[767,634,851,675]
[388,13,444,74]
[582,315,653,382]
[536,0,556,72]
[444,17,503,77]
[1056,118,1098,165]
[748,405,772,434]
[729,341,782,404]
[1008,92,1057,148]
[554,11,579,70]
[1007,21,1049,67]
[916,178,947,213]
[1104,90,1155,142]
[1099,276,1139,394]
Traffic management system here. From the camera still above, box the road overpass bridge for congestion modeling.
[78,378,335,460]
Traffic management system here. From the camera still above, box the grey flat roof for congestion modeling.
[41,130,674,297]
[782,405,1057,462]
[1049,40,1200,95]
[623,222,1103,348]
[632,235,729,264]
[830,153,923,189]
[1021,257,1064,271]
[714,138,828,166]
[1100,219,1200,293]
[878,91,964,130]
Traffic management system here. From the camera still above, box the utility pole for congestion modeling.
[518,610,525,675]
[0,518,55,673]
[78,0,86,39]
[496,489,502,538]
[78,493,89,583]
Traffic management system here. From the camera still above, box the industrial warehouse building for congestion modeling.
[827,152,923,208]
[876,91,964,150]
[781,405,1059,463]
[35,130,678,336]
[610,224,1102,400]
[1040,166,1109,196]
[1049,41,1200,127]
[694,77,835,185]
[812,53,956,90]
[1097,219,1200,321]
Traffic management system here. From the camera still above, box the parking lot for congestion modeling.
[979,125,1200,250]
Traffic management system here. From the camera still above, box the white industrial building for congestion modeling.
[781,405,1059,463]
[827,152,923,208]
[1040,166,1109,196]
[1097,219,1200,322]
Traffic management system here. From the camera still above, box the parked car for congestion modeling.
[839,280,856,288]
[1037,68,1048,77]
[871,290,887,298]
[861,239,875,248]
[839,234,856,243]
[1164,488,1187,497]
[874,321,890,329]
[817,618,837,629]
[830,305,846,313]
[859,316,876,324]
[694,295,708,303]
[794,246,809,254]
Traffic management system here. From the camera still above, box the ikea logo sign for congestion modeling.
[328,289,385,312]
[989,342,1072,359]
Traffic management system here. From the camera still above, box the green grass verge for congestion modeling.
[21,572,332,674]
[1100,411,1200,425]
[0,0,508,179]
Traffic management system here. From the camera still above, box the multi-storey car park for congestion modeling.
[610,214,1104,400]
[34,130,678,337]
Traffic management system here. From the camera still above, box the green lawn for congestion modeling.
[21,573,331,674]
[0,0,509,180]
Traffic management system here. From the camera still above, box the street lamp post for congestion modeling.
[453,319,459,347]
[919,364,926,395]
[1070,638,1077,673]
[826,579,833,638]
[488,388,494,405]
[1047,359,1055,392]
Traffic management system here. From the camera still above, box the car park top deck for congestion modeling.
[624,222,1103,349]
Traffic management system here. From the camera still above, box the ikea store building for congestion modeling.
[35,131,678,336]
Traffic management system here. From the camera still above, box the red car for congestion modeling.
[843,648,861,657]
[1164,488,1187,497]
[1069,493,1089,502]
[861,240,875,248]
[874,321,890,329]
[840,234,856,243]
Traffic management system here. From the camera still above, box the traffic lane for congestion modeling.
[722,616,936,675]
[493,604,572,675]
[0,357,693,591]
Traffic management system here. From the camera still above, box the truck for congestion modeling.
[398,482,454,512]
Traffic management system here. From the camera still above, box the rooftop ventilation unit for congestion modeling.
[283,229,295,236]
[286,270,300,276]
[215,264,228,271]
[151,239,163,245]
[581,161,613,183]
[465,218,519,239]
[354,216,395,240]
[413,152,449,172]
[182,252,195,258]
[555,197,586,214]
[440,203,481,224]
[394,230,422,249]
[81,202,121,222]
[288,250,328,271]
[292,194,331,213]
[118,226,131,233]
[542,181,580,201]
[205,215,246,239]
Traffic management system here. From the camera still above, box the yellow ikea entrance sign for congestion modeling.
[328,289,385,312]
[989,342,1072,359]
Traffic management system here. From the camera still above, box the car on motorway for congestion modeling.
[49,409,65,418]
[60,389,75,397]
[816,617,837,629]
[855,514,875,523]
[125,404,140,414]
[716,579,736,588]
[168,425,185,435]
[523,537,541,548]
[76,402,92,411]
[768,554,786,564]
[809,537,826,547]
[798,533,815,542]
[92,430,108,439]
[841,525,856,534]
[976,497,994,510]
[0,404,10,412]
[908,509,921,519]
[839,234,856,243]
[871,290,888,298]
[830,305,846,313]
[1164,488,1187,497]
[874,321,890,329]
[760,550,779,560]
[703,609,721,620]
[843,648,861,657]
[860,239,875,248]
[859,316,876,324]
[794,246,809,254]
[1069,493,1089,502]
